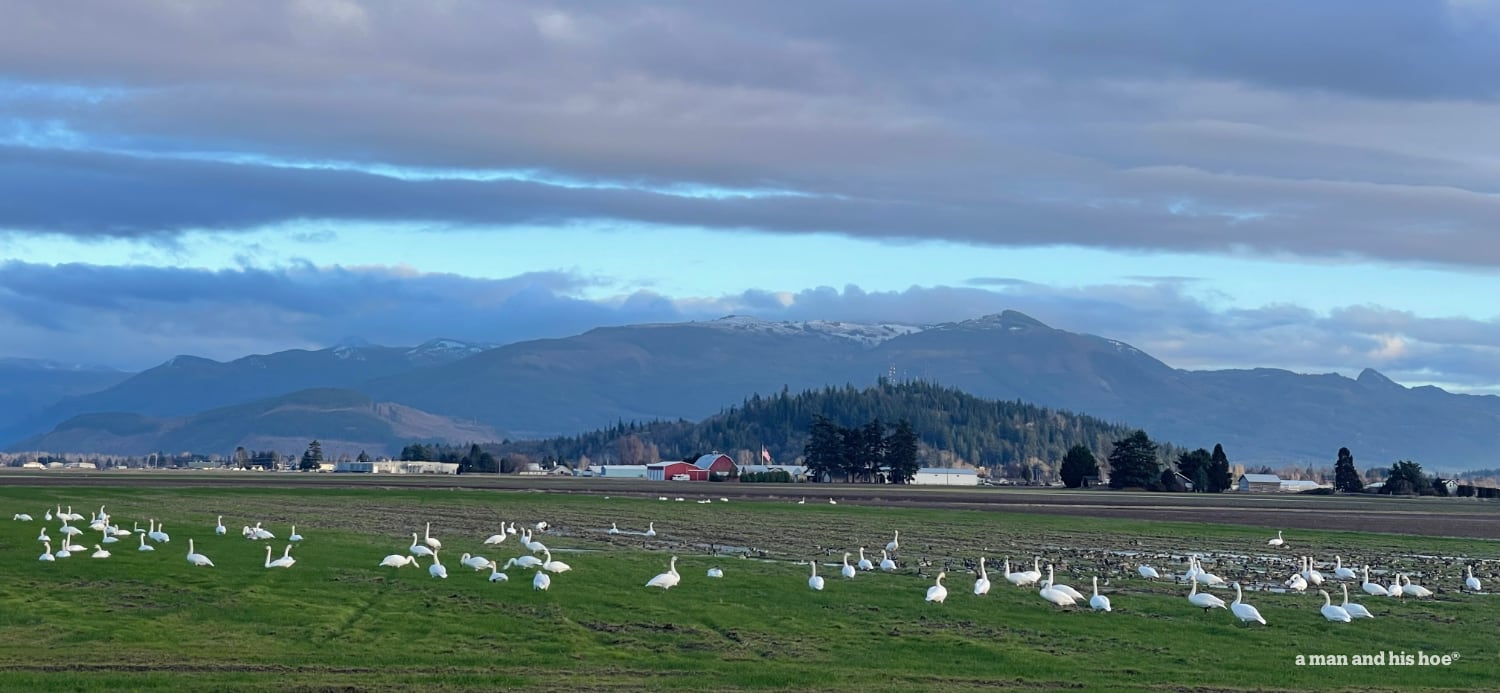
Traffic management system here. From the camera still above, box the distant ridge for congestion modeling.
[8,312,1500,469]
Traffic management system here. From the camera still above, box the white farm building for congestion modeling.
[911,467,980,486]
[334,460,459,474]
[594,465,649,479]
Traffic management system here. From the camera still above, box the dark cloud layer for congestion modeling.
[2,2,1499,267]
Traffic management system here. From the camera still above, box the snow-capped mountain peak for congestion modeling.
[677,315,926,347]
[405,338,490,364]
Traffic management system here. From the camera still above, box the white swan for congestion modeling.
[264,545,293,568]
[1387,574,1403,599]
[1089,576,1111,611]
[483,528,509,545]
[1341,584,1373,619]
[1230,582,1265,625]
[214,515,226,536]
[1302,556,1324,586]
[522,530,548,555]
[1332,556,1357,581]
[1020,558,1043,587]
[288,525,303,542]
[138,534,155,552]
[1267,530,1285,547]
[541,549,572,574]
[379,554,416,568]
[1137,564,1160,580]
[91,544,111,559]
[533,570,551,591]
[1285,573,1308,592]
[857,547,874,572]
[408,533,435,558]
[59,521,82,538]
[1039,566,1075,607]
[1400,574,1432,598]
[840,552,856,579]
[428,550,447,579]
[460,553,492,571]
[808,560,825,591]
[1192,557,1226,587]
[646,556,680,589]
[488,561,509,582]
[644,522,657,538]
[36,528,49,542]
[423,522,441,550]
[507,555,544,570]
[39,541,55,561]
[153,521,171,543]
[885,530,900,553]
[706,567,724,578]
[54,543,72,559]
[828,497,837,505]
[186,539,213,567]
[974,557,991,596]
[926,572,948,604]
[1319,589,1351,622]
[1188,581,1225,611]
[1360,565,1387,596]
[879,549,896,572]
[13,513,32,521]
[1465,565,1482,593]
[606,523,620,536]
[797,498,805,505]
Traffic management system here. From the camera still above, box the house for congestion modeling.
[1237,473,1282,493]
[596,465,649,479]
[692,453,737,478]
[911,467,980,486]
[646,461,709,481]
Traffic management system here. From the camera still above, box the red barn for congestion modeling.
[647,461,709,481]
[692,453,736,477]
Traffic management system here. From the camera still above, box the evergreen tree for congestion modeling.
[1208,444,1232,493]
[1059,445,1098,488]
[1382,460,1431,495]
[1107,430,1160,489]
[885,419,920,484]
[356,450,371,463]
[1159,467,1187,492]
[299,440,323,471]
[803,415,842,482]
[1176,448,1212,492]
[1333,447,1363,493]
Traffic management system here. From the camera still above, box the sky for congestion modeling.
[4,1,1500,393]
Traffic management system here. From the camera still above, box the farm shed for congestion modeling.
[911,467,980,486]
[1237,473,1282,493]
[647,461,709,481]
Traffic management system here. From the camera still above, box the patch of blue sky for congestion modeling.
[0,78,130,104]
[1,115,812,201]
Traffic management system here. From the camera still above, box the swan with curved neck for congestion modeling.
[1340,584,1373,619]
[1089,576,1111,612]
[974,557,991,596]
[926,572,948,603]
[646,556,680,589]
[808,560,825,591]
[1230,582,1264,625]
[1319,589,1351,622]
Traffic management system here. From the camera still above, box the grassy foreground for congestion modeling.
[0,485,1495,692]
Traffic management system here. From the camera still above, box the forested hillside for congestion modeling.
[493,380,1170,475]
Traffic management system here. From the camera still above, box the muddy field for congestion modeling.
[6,470,1497,540]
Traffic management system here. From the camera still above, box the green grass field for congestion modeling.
[0,485,1495,692]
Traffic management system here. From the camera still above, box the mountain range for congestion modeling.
[6,312,1499,469]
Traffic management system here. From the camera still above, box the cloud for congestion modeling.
[5,260,1500,392]
[2,2,1499,268]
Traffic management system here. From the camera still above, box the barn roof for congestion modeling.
[693,453,734,470]
[1240,473,1281,483]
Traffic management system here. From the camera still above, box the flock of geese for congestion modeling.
[14,505,1491,628]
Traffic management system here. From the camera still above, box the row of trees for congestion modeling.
[1060,430,1235,492]
[802,416,921,484]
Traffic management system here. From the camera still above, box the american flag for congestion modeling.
[761,445,772,464]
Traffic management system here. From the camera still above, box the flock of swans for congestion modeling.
[14,503,1491,631]
[20,504,300,570]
